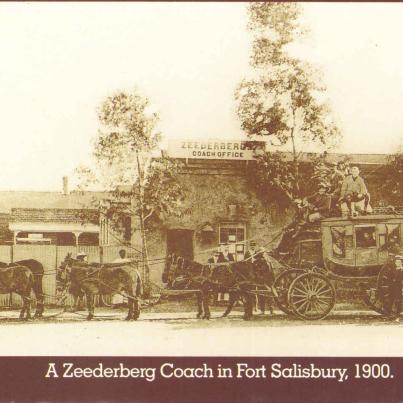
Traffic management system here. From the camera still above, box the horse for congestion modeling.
[220,253,276,318]
[0,264,36,319]
[0,259,45,318]
[162,254,260,320]
[56,260,86,312]
[57,253,142,320]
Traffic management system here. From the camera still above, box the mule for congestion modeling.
[58,253,142,320]
[0,259,45,318]
[0,264,36,319]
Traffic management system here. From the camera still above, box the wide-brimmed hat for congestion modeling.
[76,251,87,258]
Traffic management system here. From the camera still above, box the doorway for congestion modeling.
[166,229,194,260]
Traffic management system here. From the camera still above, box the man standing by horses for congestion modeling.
[208,248,225,264]
[114,249,132,264]
[111,249,132,307]
[221,243,235,262]
[207,248,226,304]
[76,251,88,263]
[384,255,403,322]
[244,241,259,263]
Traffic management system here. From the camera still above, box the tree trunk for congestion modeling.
[290,109,299,197]
[135,151,151,298]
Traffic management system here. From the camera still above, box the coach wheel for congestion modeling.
[363,266,390,315]
[288,273,335,320]
[273,269,304,315]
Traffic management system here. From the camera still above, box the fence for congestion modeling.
[0,245,136,308]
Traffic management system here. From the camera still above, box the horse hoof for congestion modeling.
[202,315,210,320]
[196,314,202,319]
[87,314,94,321]
[222,313,228,318]
[243,315,252,321]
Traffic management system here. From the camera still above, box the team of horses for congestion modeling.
[0,254,142,321]
[162,253,276,320]
[56,253,142,321]
[0,251,275,322]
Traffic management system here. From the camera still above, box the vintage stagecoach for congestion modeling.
[272,211,403,320]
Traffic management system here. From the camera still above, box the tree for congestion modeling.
[77,89,185,296]
[381,150,403,206]
[236,2,340,203]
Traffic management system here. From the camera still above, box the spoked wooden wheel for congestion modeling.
[363,266,390,315]
[288,273,336,320]
[273,269,304,314]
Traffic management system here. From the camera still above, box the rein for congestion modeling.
[62,262,141,302]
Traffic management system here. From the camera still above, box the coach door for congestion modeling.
[354,224,378,266]
[166,229,194,260]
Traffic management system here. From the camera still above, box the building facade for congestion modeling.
[138,141,396,286]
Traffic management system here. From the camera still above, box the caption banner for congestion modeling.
[1,357,402,401]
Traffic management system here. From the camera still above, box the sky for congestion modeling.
[0,2,402,191]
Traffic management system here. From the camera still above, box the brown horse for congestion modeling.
[0,264,36,319]
[0,259,45,318]
[221,254,276,318]
[162,254,260,320]
[57,253,141,320]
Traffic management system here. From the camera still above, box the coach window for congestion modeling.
[355,226,376,248]
[386,224,401,250]
[219,223,245,244]
[331,226,346,258]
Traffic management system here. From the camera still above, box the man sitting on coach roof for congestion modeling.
[305,183,332,223]
[339,166,371,217]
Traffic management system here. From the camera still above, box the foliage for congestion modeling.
[381,151,403,205]
[246,151,350,206]
[77,89,185,228]
[236,2,341,202]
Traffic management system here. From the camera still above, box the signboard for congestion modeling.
[167,139,265,160]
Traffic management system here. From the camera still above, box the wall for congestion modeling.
[143,163,293,284]
[142,159,393,284]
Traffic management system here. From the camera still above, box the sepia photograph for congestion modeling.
[0,1,402,359]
